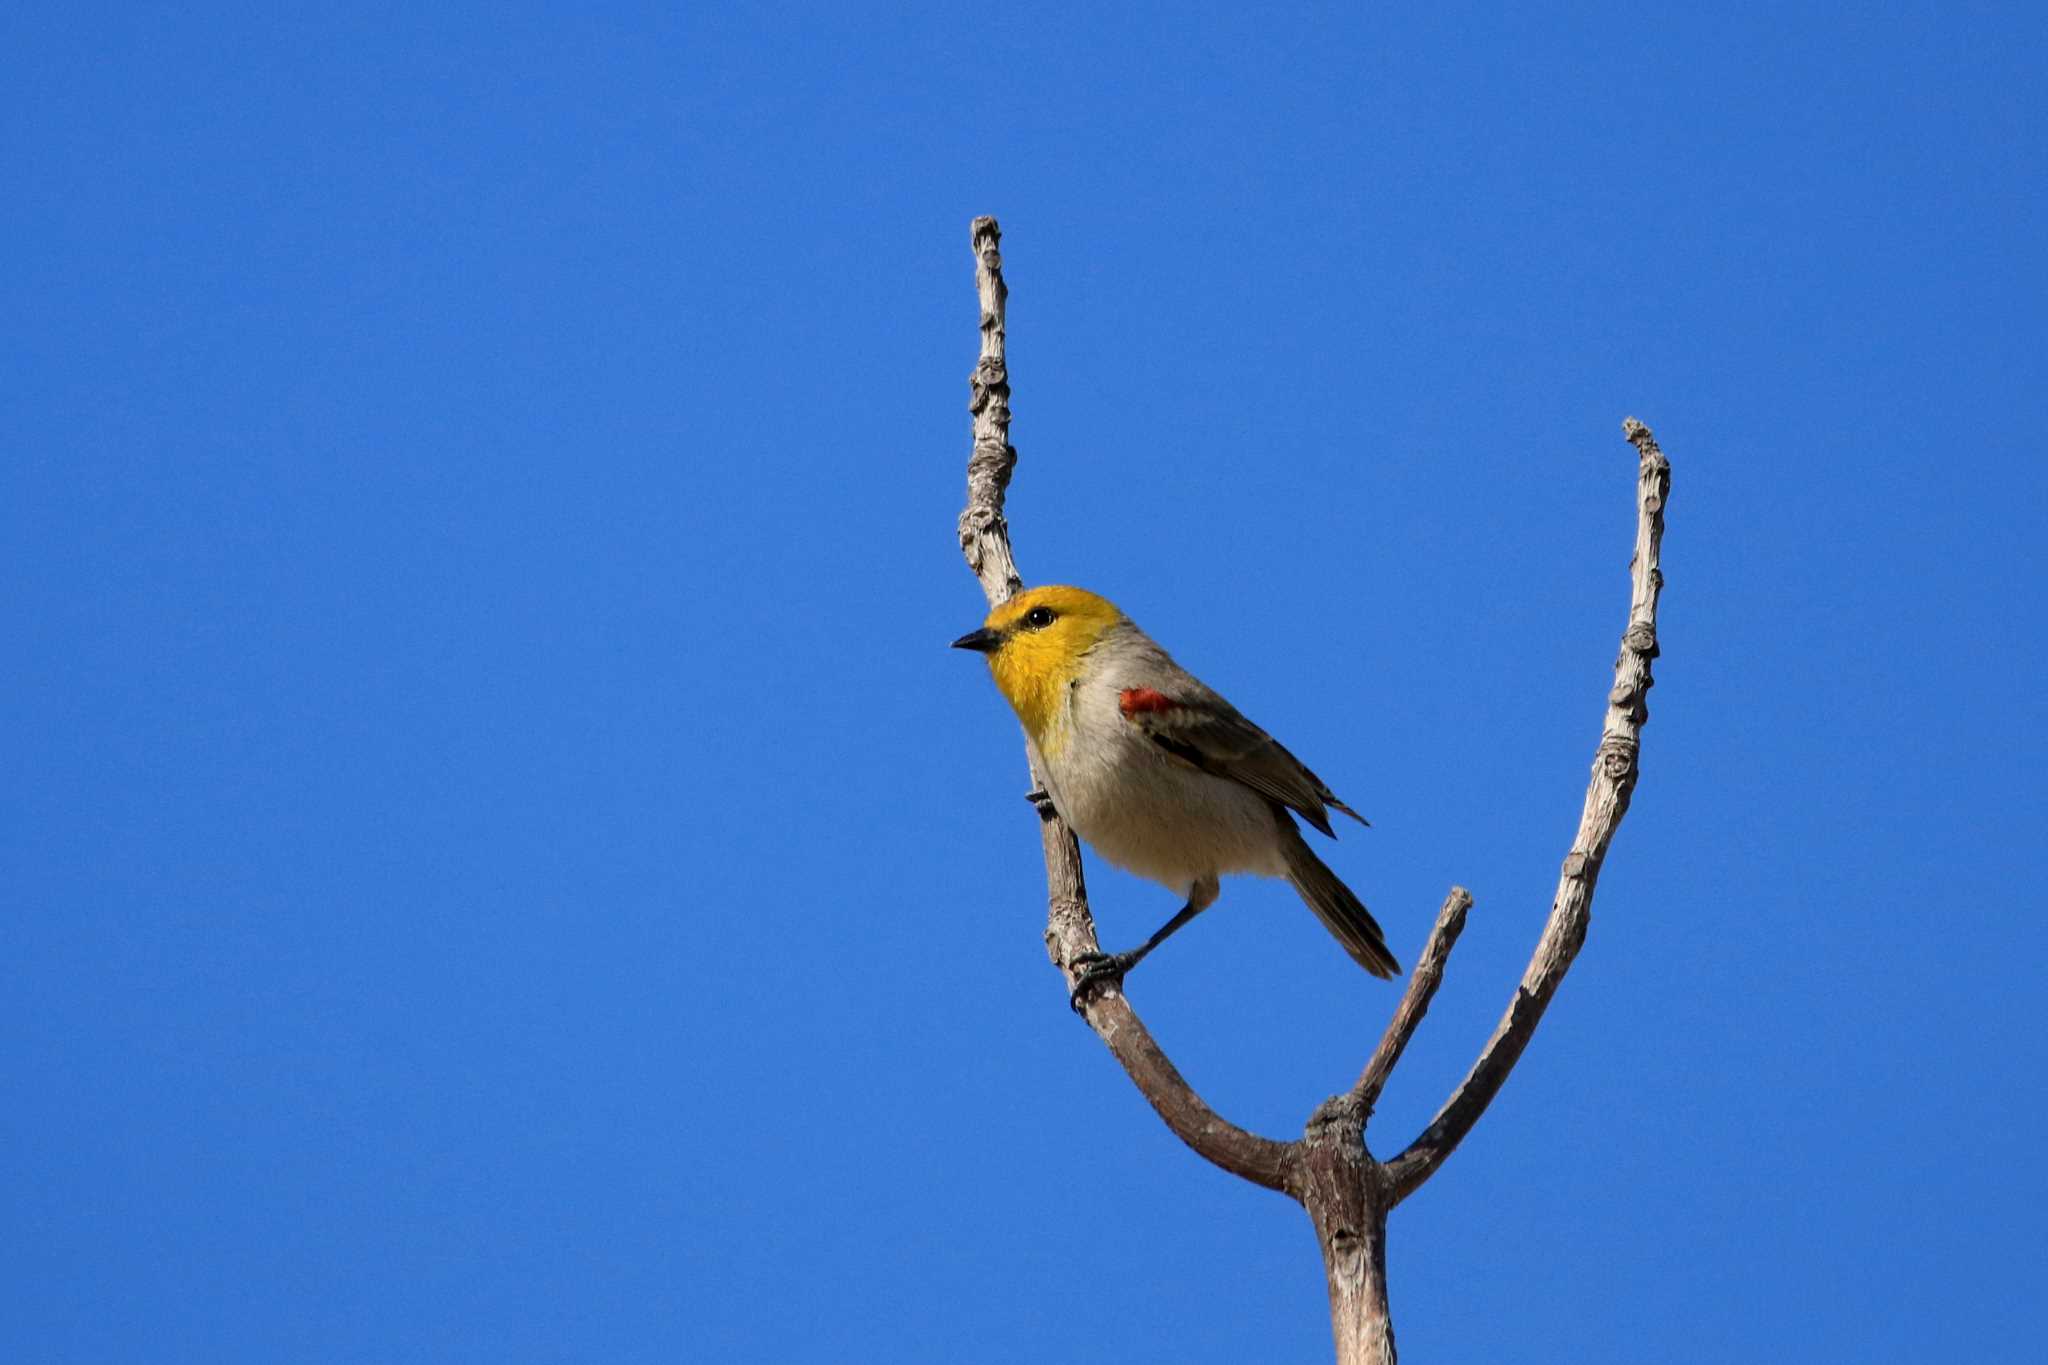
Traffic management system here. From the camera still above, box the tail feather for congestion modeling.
[1281,826,1399,979]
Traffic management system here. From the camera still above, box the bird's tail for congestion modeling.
[1280,826,1400,979]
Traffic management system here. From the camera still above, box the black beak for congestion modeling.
[951,627,1002,654]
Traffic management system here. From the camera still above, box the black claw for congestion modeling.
[1024,789,1058,821]
[1068,950,1135,1014]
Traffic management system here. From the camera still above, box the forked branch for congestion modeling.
[952,216,1671,1363]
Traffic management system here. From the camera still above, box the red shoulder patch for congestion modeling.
[1118,687,1177,717]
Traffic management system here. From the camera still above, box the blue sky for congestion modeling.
[6,3,2044,1361]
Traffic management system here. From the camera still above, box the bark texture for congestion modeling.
[952,216,1672,1363]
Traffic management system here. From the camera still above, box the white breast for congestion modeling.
[1036,651,1288,896]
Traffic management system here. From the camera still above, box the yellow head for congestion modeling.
[952,585,1126,746]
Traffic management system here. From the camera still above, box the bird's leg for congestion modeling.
[1069,876,1221,1012]
[1024,788,1059,821]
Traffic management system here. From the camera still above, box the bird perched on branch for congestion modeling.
[953,585,1398,1006]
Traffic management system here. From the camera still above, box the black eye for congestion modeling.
[1024,606,1057,629]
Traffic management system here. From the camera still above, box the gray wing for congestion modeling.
[1118,682,1367,838]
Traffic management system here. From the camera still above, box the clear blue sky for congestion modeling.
[7,4,2043,1361]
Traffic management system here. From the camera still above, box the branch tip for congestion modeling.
[1352,887,1474,1112]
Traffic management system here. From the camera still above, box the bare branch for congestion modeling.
[1293,1100,1398,1365]
[1086,989,1297,1189]
[950,221,1675,1359]
[1351,888,1473,1113]
[958,216,1022,605]
[957,216,1293,1193]
[1383,418,1671,1204]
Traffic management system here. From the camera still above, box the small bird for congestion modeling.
[953,585,1398,1003]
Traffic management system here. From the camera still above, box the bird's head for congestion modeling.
[952,585,1125,742]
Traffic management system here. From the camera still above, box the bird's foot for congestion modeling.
[1024,788,1058,821]
[1068,950,1138,1014]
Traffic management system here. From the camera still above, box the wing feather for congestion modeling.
[1119,687,1366,837]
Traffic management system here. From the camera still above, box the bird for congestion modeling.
[952,584,1398,1006]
